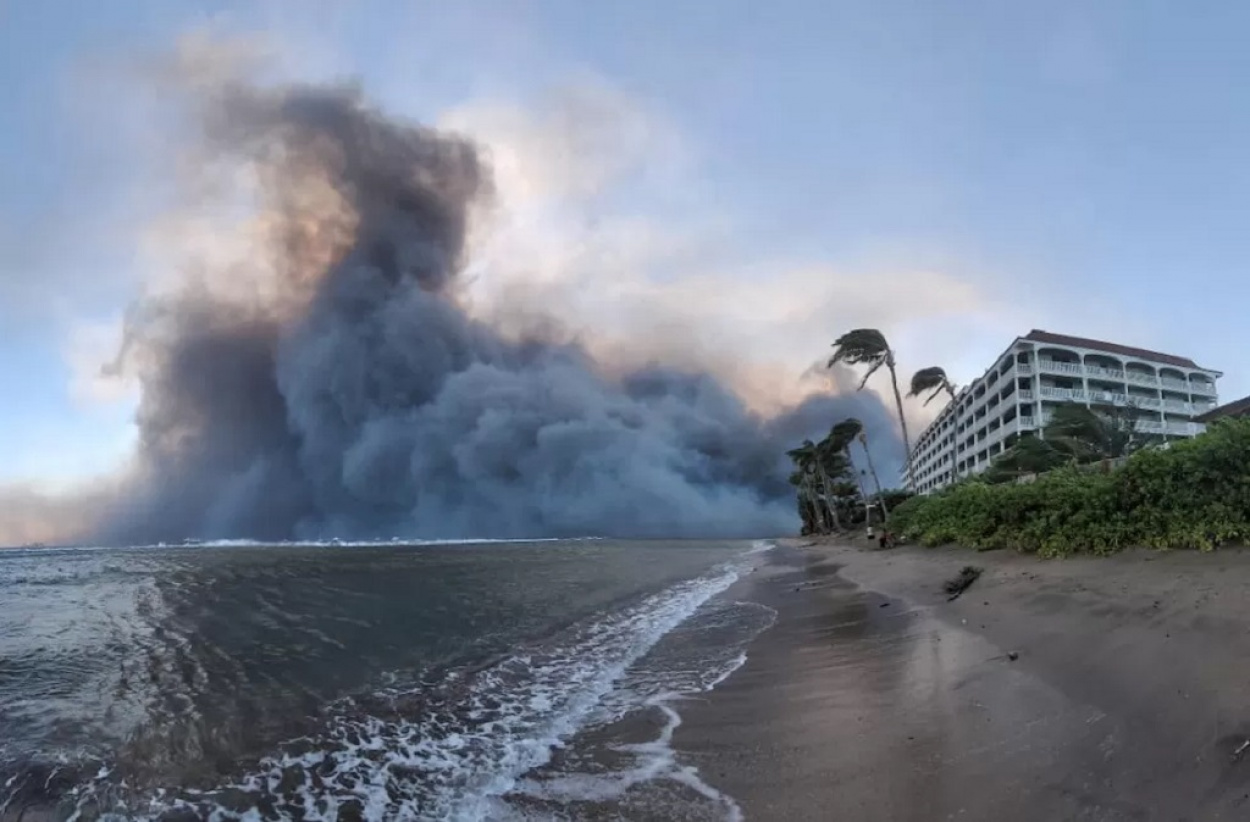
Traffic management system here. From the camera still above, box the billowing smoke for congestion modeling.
[77,74,901,544]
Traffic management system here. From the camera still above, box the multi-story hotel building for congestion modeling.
[906,330,1221,494]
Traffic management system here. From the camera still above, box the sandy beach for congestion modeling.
[675,540,1250,821]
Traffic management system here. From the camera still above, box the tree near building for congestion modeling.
[908,366,958,486]
[829,329,913,486]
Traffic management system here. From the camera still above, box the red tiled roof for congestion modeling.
[1023,329,1202,370]
[1194,395,1250,424]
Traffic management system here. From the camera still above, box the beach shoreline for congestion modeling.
[673,540,1250,821]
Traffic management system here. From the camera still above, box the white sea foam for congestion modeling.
[509,595,775,821]
[512,671,752,821]
[78,553,758,821]
[60,542,775,822]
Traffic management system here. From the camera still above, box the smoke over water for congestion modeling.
[61,70,901,545]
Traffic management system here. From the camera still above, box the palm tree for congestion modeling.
[830,418,889,523]
[909,366,958,485]
[814,437,851,531]
[787,440,832,534]
[1042,402,1158,463]
[908,367,957,406]
[829,418,869,501]
[981,436,1065,484]
[856,430,889,522]
[788,471,820,534]
[829,329,913,486]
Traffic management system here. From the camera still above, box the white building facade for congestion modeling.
[906,330,1222,494]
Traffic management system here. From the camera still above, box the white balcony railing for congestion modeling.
[1130,419,1198,436]
[1018,390,1034,401]
[1038,359,1084,375]
[1040,387,1197,415]
[1086,389,1130,405]
[1018,363,1034,375]
[1086,366,1127,381]
[1039,386,1088,401]
[1028,361,1213,396]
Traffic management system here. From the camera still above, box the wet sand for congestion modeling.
[675,541,1250,821]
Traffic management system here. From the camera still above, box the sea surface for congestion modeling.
[0,539,776,821]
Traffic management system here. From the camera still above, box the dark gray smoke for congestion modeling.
[93,79,902,544]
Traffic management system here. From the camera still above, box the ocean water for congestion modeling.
[0,539,775,821]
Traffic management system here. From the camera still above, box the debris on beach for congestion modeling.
[1007,651,1019,661]
[1234,739,1250,762]
[943,566,983,601]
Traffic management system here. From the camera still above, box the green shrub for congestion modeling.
[890,418,1250,556]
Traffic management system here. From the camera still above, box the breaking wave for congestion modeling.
[37,545,775,821]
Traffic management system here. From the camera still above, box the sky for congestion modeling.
[3,0,1250,492]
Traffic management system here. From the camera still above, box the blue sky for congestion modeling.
[4,0,1250,488]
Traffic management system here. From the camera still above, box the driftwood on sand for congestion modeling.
[943,566,983,601]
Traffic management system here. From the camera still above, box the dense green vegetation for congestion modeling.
[891,417,1250,556]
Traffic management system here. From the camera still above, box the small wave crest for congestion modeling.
[507,594,776,821]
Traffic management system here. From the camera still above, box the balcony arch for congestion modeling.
[1158,367,1191,395]
[1037,346,1080,365]
[1188,372,1217,395]
[1083,353,1124,385]
[1122,361,1157,390]
[1083,352,1122,369]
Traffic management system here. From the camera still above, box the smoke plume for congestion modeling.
[74,70,902,544]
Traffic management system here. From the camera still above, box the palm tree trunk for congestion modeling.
[843,445,869,523]
[885,358,913,489]
[807,472,832,534]
[817,463,842,532]
[795,480,816,535]
[858,434,890,523]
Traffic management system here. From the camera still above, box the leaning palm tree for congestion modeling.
[788,471,819,534]
[909,366,958,485]
[814,437,850,531]
[856,430,889,522]
[829,418,869,500]
[829,329,913,486]
[908,366,957,406]
[787,440,832,533]
[1042,402,1158,463]
[830,418,889,523]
